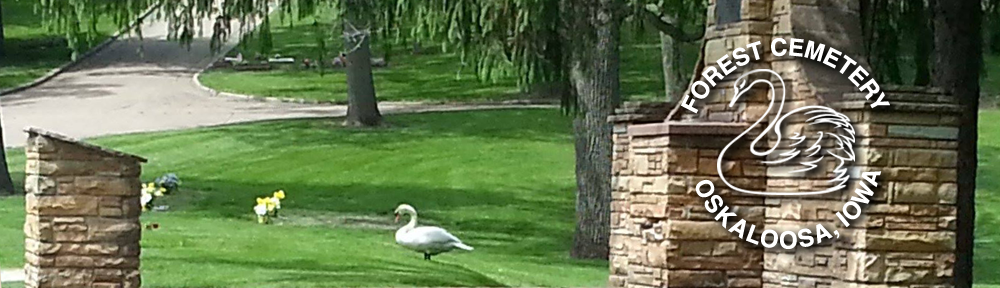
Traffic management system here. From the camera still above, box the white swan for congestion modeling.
[719,69,856,196]
[394,204,474,260]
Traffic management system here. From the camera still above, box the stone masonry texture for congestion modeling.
[23,127,146,288]
[609,0,961,287]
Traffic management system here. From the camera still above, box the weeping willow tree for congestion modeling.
[33,0,627,258]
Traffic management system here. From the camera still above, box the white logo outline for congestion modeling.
[717,69,857,196]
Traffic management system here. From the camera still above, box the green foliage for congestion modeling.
[0,0,127,89]
[36,0,154,59]
[0,109,607,287]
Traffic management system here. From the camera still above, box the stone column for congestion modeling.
[610,121,766,288]
[829,88,960,287]
[23,128,146,288]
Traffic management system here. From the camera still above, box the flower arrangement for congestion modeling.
[141,182,167,211]
[254,197,271,224]
[252,190,287,224]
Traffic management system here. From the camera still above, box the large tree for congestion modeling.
[562,0,622,259]
[342,0,381,126]
[0,1,13,195]
[0,114,13,196]
[931,0,981,287]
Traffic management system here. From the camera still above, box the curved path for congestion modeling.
[0,10,537,148]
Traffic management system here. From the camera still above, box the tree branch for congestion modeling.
[641,8,703,42]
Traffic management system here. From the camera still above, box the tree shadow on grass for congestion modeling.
[206,109,574,150]
[148,255,508,287]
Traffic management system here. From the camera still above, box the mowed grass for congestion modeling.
[0,109,999,286]
[197,7,695,103]
[0,109,607,287]
[973,110,1000,287]
[0,0,128,90]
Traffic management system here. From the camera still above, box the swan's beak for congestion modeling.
[394,213,400,223]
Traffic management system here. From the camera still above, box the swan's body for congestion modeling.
[394,204,473,260]
[719,69,856,195]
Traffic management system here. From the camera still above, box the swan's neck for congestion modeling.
[736,70,786,156]
[398,213,418,233]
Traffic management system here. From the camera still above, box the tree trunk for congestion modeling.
[657,8,683,101]
[342,10,382,127]
[0,111,16,195]
[907,0,931,86]
[1,0,6,57]
[989,8,1000,55]
[931,0,980,287]
[563,0,621,260]
[659,29,681,100]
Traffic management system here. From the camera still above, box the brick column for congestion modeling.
[23,128,146,288]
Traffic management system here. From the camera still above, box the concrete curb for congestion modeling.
[0,268,25,283]
[0,3,162,96]
[192,67,561,107]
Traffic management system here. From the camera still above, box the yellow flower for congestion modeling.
[273,190,286,200]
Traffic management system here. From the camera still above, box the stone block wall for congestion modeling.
[23,128,146,288]
[610,120,765,288]
[610,0,962,285]
[610,88,961,288]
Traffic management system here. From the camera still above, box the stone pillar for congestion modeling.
[610,121,766,288]
[609,102,671,287]
[829,88,960,287]
[23,128,146,288]
[611,0,963,286]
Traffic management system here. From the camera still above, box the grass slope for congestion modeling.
[0,109,606,287]
[0,0,126,90]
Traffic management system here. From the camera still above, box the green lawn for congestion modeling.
[0,109,607,287]
[973,110,1000,287]
[0,0,129,90]
[197,7,699,103]
[0,108,999,286]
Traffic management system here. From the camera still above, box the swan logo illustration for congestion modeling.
[718,69,856,196]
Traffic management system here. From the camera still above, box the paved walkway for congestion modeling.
[0,8,539,148]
